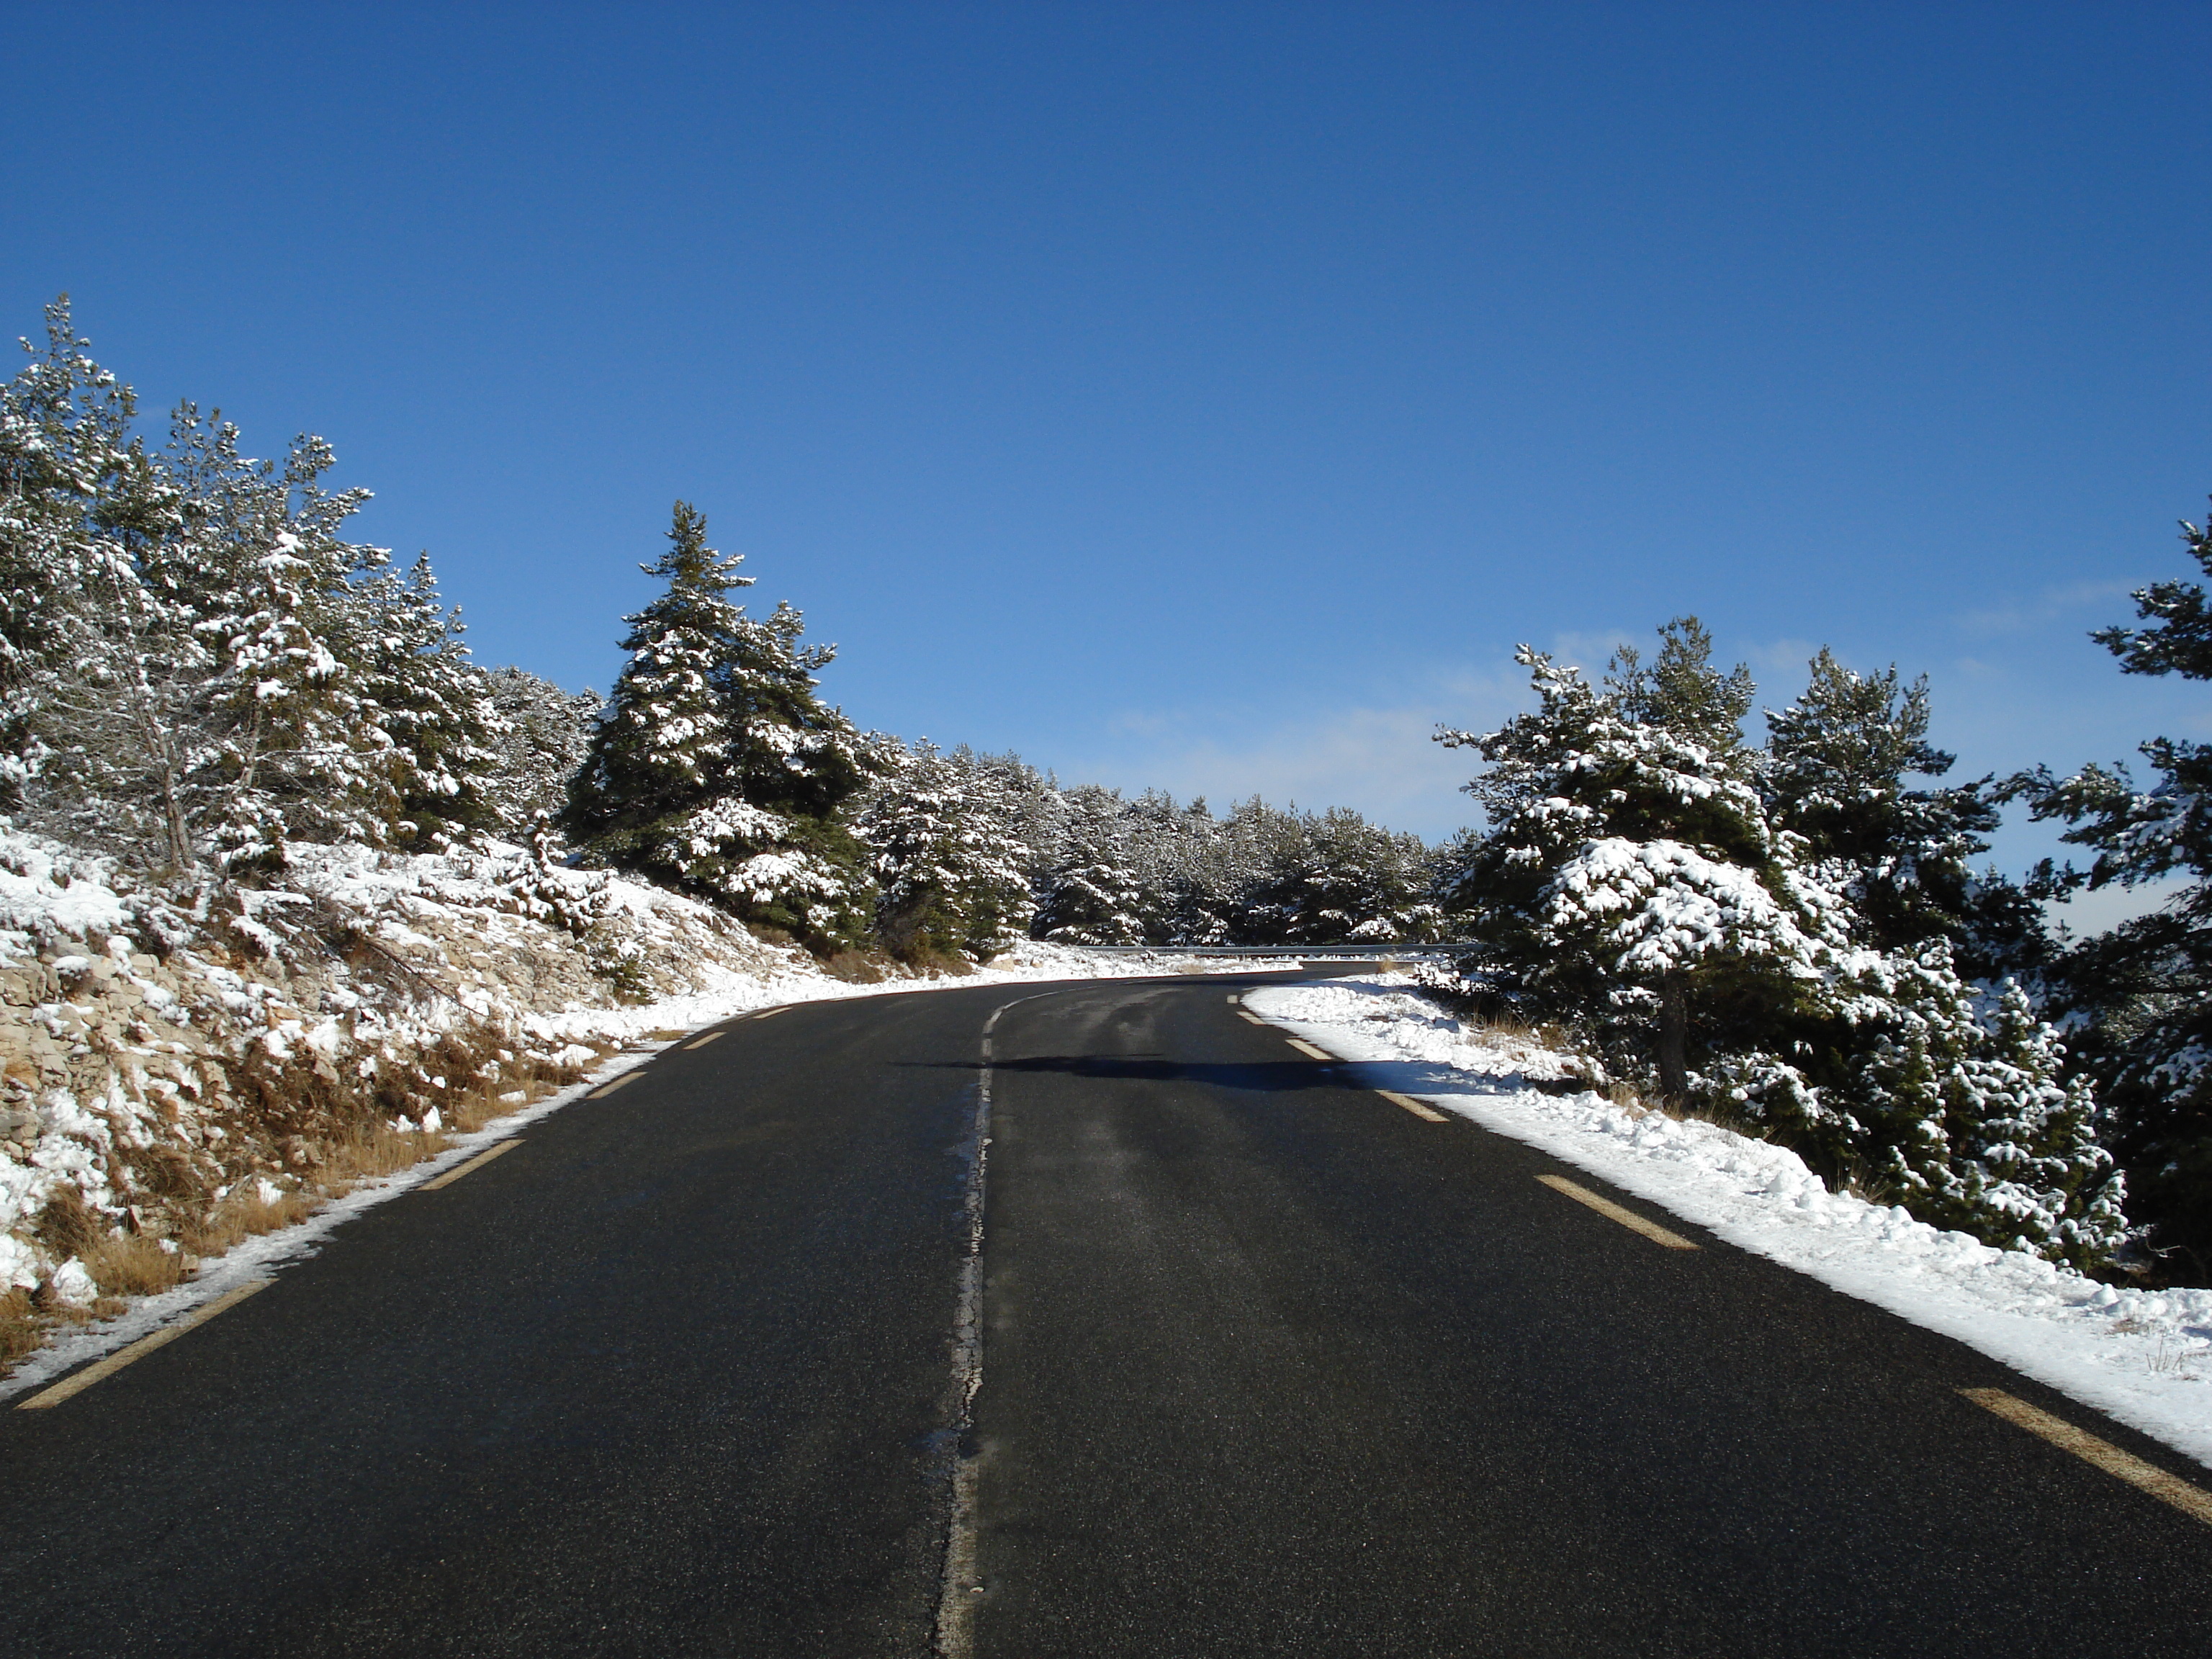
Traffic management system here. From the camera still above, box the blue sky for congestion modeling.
[5,2,2208,916]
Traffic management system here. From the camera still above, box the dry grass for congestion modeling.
[0,1287,40,1364]
[1837,1154,1895,1207]
[32,1183,103,1259]
[318,1119,449,1189]
[1477,1015,1576,1054]
[0,1021,611,1378]
[179,1187,321,1258]
[84,1232,188,1298]
[442,1051,582,1133]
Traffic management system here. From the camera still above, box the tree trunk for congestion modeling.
[1658,968,1689,1102]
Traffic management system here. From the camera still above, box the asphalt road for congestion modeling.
[1,973,2207,1656]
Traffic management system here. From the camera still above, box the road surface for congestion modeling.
[2,972,2206,1655]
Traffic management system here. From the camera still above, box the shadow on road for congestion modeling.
[912,1052,1528,1106]
[912,1055,1345,1092]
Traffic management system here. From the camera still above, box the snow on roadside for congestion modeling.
[1245,976,2212,1473]
[511,936,1274,1049]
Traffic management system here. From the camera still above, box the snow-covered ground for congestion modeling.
[1246,975,2212,1473]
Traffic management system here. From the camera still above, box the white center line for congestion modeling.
[1537,1173,1701,1251]
[1961,1388,2212,1527]
[684,1030,726,1049]
[17,1280,271,1410]
[420,1139,519,1191]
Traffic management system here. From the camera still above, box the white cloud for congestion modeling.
[1059,664,1530,842]
[1960,580,2133,639]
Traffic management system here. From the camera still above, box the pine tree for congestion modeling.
[484,667,602,841]
[24,383,413,872]
[1822,951,2122,1266]
[354,554,503,848]
[1439,621,1828,1097]
[1238,806,1441,945]
[856,742,1036,961]
[1765,648,2031,972]
[148,410,402,866]
[2007,498,2212,1271]
[0,297,171,815]
[1033,786,1146,944]
[1439,618,2123,1266]
[565,503,873,945]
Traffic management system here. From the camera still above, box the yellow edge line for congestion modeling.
[588,1071,640,1099]
[1287,1038,1334,1061]
[1537,1173,1700,1251]
[1961,1388,2212,1527]
[17,1280,271,1410]
[684,1030,726,1049]
[419,1139,519,1191]
[1376,1089,1449,1123]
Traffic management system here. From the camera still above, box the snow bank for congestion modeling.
[1246,976,2212,1472]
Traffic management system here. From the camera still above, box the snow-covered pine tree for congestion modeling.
[565,503,874,946]
[351,554,504,848]
[1238,806,1441,945]
[484,667,602,841]
[24,383,420,873]
[0,297,171,817]
[1765,647,2038,976]
[1818,948,2123,1267]
[2006,498,2212,1271]
[148,409,403,867]
[1441,620,2122,1265]
[1213,796,1310,944]
[1033,785,1146,944]
[1152,797,1238,946]
[856,741,1036,961]
[1438,621,1833,1097]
